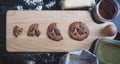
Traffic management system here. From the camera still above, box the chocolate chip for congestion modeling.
[30,32,34,36]
[82,27,84,29]
[74,33,77,35]
[35,30,40,37]
[18,29,22,32]
[51,33,54,36]
[17,31,21,34]
[84,32,87,34]
[54,29,61,36]
[31,28,34,31]
[77,27,84,35]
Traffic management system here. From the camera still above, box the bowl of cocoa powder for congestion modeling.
[93,0,119,23]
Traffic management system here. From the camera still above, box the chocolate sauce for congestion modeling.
[99,0,115,19]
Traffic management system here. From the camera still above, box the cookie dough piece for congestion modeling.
[27,23,40,37]
[47,23,63,41]
[102,24,117,36]
[69,21,89,41]
[13,25,23,37]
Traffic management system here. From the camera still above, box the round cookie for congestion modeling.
[69,21,89,41]
[47,23,63,41]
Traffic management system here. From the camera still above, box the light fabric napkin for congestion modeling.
[59,49,98,64]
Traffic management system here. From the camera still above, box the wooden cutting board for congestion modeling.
[6,11,116,52]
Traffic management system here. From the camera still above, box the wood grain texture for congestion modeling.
[6,11,116,52]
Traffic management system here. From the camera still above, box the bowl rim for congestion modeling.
[96,0,120,22]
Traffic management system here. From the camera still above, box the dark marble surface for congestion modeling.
[112,0,120,32]
[109,0,120,40]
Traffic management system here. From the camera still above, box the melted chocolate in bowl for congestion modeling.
[99,0,116,19]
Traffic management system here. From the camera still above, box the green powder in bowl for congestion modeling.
[95,39,120,64]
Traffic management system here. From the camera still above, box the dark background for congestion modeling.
[0,0,120,64]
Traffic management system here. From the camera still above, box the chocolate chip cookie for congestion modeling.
[47,23,63,41]
[27,23,40,37]
[69,21,89,41]
[13,25,23,37]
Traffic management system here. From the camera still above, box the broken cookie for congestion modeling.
[47,23,63,41]
[13,25,23,37]
[27,23,40,37]
[69,21,89,41]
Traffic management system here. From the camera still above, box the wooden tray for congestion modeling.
[6,11,116,52]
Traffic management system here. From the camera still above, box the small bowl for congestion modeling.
[92,0,120,23]
[93,38,120,64]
